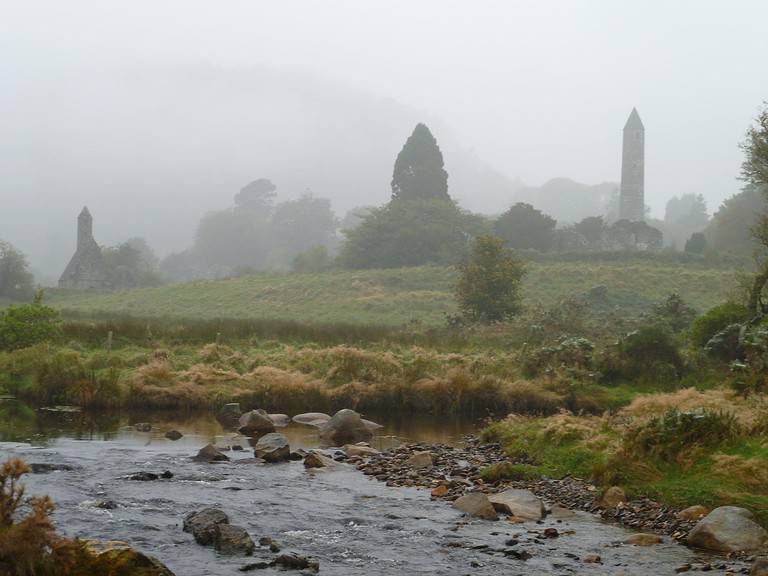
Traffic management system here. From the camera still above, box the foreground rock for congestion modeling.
[164,430,183,441]
[626,533,663,546]
[405,451,433,469]
[274,553,319,572]
[217,402,242,428]
[676,505,709,521]
[599,486,627,508]
[452,492,498,520]
[253,433,290,463]
[303,451,336,469]
[751,557,768,576]
[268,413,291,427]
[183,508,254,556]
[488,489,545,521]
[238,409,276,437]
[29,463,75,474]
[134,422,152,432]
[84,540,175,575]
[193,444,230,462]
[687,506,767,552]
[318,409,372,446]
[292,412,331,426]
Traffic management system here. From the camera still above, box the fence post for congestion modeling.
[106,330,113,353]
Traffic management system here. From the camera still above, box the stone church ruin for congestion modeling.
[58,207,109,289]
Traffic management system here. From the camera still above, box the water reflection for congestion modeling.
[0,401,481,449]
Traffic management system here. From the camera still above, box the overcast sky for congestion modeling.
[2,1,767,276]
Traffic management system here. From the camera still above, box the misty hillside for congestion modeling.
[0,65,522,282]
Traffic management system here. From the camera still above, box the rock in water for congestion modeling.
[303,451,336,469]
[217,402,242,428]
[273,553,319,572]
[253,433,290,463]
[318,409,373,446]
[342,444,380,457]
[84,540,175,575]
[193,444,230,462]
[268,413,291,427]
[405,451,434,469]
[238,409,276,437]
[214,524,255,556]
[292,412,331,427]
[361,418,383,431]
[488,489,545,521]
[599,486,626,508]
[134,422,152,432]
[751,557,768,576]
[183,508,230,546]
[164,430,183,441]
[625,533,663,546]
[452,492,498,520]
[687,506,767,552]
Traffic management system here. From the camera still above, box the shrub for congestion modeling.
[690,302,748,348]
[455,235,526,323]
[651,293,697,333]
[598,325,683,385]
[0,301,62,351]
[624,408,740,459]
[480,461,539,482]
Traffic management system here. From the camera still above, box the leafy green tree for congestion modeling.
[271,193,338,265]
[339,198,488,269]
[572,216,605,245]
[292,245,331,273]
[494,203,557,251]
[0,295,62,351]
[0,242,34,301]
[704,185,765,256]
[391,124,449,202]
[684,232,707,254]
[102,237,161,287]
[455,235,526,323]
[234,178,277,212]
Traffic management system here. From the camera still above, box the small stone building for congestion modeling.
[58,207,109,289]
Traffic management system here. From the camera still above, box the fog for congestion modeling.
[2,0,767,281]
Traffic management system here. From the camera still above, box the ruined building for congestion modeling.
[58,207,109,289]
[619,108,645,222]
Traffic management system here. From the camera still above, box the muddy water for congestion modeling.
[0,403,741,575]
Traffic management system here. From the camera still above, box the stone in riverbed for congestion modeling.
[273,553,319,572]
[751,557,768,576]
[318,409,372,446]
[214,524,255,556]
[268,413,291,427]
[361,418,383,431]
[599,486,626,508]
[183,508,230,546]
[676,505,709,521]
[303,451,336,469]
[134,422,152,432]
[687,506,767,553]
[164,430,183,441]
[431,485,449,498]
[488,489,545,521]
[84,540,175,575]
[343,444,380,457]
[253,433,290,463]
[29,463,75,474]
[217,403,242,428]
[292,412,331,426]
[625,533,663,546]
[238,409,276,437]
[405,451,434,470]
[452,492,498,520]
[193,444,230,462]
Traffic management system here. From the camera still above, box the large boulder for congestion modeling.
[253,433,290,463]
[452,492,498,520]
[268,413,291,427]
[238,409,276,437]
[214,524,255,556]
[193,444,229,463]
[292,412,331,427]
[217,403,242,428]
[488,489,545,521]
[183,508,229,546]
[687,506,768,553]
[84,540,175,575]
[318,409,373,446]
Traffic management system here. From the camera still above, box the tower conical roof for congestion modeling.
[624,108,644,131]
[78,206,92,219]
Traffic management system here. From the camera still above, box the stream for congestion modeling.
[0,402,746,575]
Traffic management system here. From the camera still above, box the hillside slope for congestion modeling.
[47,262,737,327]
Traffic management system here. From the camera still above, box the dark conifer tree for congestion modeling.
[391,123,449,201]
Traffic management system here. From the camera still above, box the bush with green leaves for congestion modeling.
[0,241,34,301]
[690,301,748,348]
[455,235,526,323]
[650,292,697,333]
[0,300,62,351]
[597,324,683,385]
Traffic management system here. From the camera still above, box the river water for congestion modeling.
[0,402,743,575]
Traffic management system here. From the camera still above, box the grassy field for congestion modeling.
[46,261,739,326]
